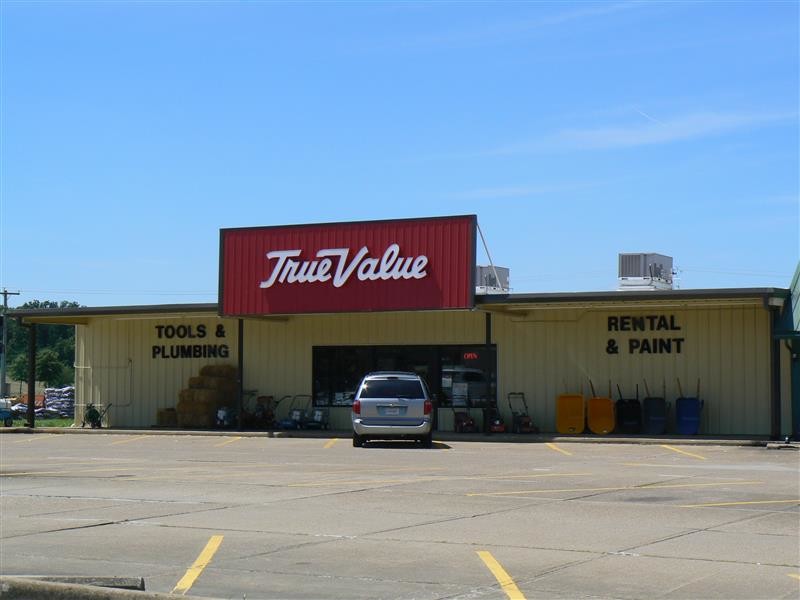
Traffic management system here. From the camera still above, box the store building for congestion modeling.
[9,215,797,438]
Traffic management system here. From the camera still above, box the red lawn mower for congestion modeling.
[507,392,538,434]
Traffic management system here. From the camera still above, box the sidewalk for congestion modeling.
[0,425,784,447]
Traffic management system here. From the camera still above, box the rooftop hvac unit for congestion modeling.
[618,253,673,291]
[476,265,510,294]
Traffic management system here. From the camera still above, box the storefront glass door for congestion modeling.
[312,344,496,408]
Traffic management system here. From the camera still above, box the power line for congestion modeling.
[3,288,216,296]
[678,267,791,277]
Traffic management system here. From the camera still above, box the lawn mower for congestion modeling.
[507,392,537,434]
[242,395,277,429]
[483,403,506,434]
[452,399,478,433]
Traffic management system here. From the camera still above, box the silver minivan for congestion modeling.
[351,372,433,448]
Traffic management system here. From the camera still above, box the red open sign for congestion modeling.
[463,352,479,360]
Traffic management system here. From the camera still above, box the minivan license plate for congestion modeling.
[384,407,400,416]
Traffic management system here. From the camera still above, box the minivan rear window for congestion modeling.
[360,380,425,399]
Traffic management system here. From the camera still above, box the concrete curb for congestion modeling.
[18,577,144,590]
[0,426,773,446]
[0,577,215,599]
[765,441,800,450]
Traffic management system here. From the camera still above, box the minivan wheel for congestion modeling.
[352,434,364,447]
[420,433,433,449]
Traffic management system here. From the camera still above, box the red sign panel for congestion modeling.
[220,215,476,316]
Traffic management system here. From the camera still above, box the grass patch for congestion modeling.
[10,417,76,428]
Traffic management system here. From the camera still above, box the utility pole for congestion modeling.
[1,289,21,397]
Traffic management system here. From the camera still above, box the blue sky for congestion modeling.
[1,1,797,308]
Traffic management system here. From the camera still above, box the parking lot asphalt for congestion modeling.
[1,431,798,600]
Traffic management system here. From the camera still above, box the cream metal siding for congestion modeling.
[76,315,239,427]
[75,310,485,429]
[242,311,486,429]
[492,303,773,435]
[71,301,782,436]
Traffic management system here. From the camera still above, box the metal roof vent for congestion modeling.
[618,253,673,291]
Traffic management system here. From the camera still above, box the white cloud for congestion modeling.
[410,108,797,163]
[552,111,796,150]
[462,110,797,158]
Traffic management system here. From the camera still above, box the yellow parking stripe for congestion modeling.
[323,438,339,449]
[476,551,526,600]
[680,499,800,508]
[546,443,572,456]
[172,535,224,595]
[787,573,800,581]
[467,480,760,497]
[110,435,150,446]
[661,445,706,460]
[214,437,242,448]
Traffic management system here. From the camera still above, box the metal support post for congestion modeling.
[1,289,21,397]
[237,319,244,431]
[26,323,36,428]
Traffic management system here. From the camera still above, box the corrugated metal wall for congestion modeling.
[74,301,781,435]
[75,310,484,429]
[221,216,476,315]
[242,311,486,428]
[491,303,773,435]
[76,315,239,427]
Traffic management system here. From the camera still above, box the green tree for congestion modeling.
[36,349,69,388]
[4,300,80,386]
[8,354,28,383]
[6,350,69,388]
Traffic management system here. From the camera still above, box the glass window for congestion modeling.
[312,344,496,407]
[313,346,371,406]
[359,379,425,399]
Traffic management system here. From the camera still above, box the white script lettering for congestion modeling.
[259,244,428,289]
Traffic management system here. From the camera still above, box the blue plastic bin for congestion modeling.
[675,397,703,435]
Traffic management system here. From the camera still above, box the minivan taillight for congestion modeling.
[353,400,361,415]
[424,400,432,415]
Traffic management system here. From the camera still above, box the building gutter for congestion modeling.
[7,303,220,325]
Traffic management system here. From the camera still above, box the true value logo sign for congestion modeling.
[219,215,476,316]
[260,244,429,289]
